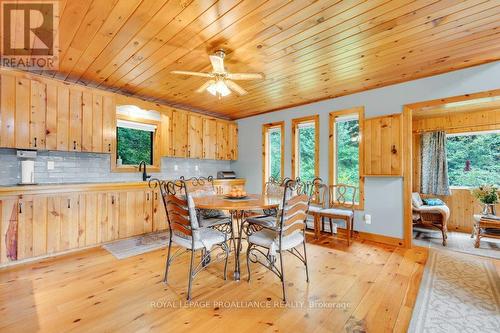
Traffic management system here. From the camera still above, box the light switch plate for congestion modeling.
[47,161,55,170]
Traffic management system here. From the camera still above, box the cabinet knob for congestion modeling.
[108,143,111,152]
[73,141,77,150]
[391,145,397,154]
[34,137,37,148]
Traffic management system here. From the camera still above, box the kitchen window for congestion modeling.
[292,115,319,181]
[117,120,155,166]
[329,107,365,208]
[262,121,284,188]
[113,105,162,172]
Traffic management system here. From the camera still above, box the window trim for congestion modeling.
[291,115,319,180]
[262,121,285,190]
[112,113,161,173]
[329,107,365,210]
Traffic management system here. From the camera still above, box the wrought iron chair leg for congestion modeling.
[329,218,334,235]
[187,249,195,301]
[163,238,172,283]
[223,243,229,280]
[302,240,309,283]
[321,216,325,232]
[246,242,252,282]
[279,250,287,303]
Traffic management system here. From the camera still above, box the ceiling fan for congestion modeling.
[170,50,264,99]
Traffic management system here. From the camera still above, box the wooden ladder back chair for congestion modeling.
[323,184,357,245]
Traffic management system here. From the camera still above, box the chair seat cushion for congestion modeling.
[248,229,304,255]
[246,216,278,229]
[308,205,322,213]
[172,228,226,250]
[318,208,353,217]
[199,208,225,219]
[199,216,231,228]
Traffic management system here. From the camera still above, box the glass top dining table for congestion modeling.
[192,194,281,281]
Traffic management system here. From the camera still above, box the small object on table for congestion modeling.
[473,214,500,248]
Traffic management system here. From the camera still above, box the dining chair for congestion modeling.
[245,179,310,302]
[149,178,230,300]
[182,176,235,237]
[306,178,329,237]
[318,184,357,245]
[246,177,286,230]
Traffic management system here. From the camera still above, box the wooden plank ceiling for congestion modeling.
[7,0,500,119]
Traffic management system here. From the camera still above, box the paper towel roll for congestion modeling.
[21,160,35,184]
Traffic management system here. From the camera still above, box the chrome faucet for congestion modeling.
[138,161,151,181]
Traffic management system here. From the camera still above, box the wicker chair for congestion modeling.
[245,178,310,302]
[149,178,230,300]
[412,193,449,246]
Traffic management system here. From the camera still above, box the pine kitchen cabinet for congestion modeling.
[363,113,403,176]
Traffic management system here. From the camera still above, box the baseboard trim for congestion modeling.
[308,226,405,247]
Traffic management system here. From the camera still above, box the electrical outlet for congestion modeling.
[47,161,55,170]
[174,164,178,171]
[365,214,372,224]
[195,165,199,171]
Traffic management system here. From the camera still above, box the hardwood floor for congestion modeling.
[0,235,428,332]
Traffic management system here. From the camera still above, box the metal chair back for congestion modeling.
[149,178,196,238]
[182,176,215,197]
[278,179,310,237]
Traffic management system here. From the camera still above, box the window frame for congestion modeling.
[112,113,161,173]
[329,107,365,210]
[262,121,285,190]
[291,115,319,181]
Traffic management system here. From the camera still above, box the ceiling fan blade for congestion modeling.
[209,55,225,73]
[226,72,264,80]
[225,80,248,95]
[196,80,215,93]
[171,70,213,78]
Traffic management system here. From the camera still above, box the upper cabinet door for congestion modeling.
[56,86,70,151]
[102,95,116,154]
[202,118,217,159]
[0,74,16,148]
[69,90,82,152]
[45,84,58,150]
[81,92,93,152]
[171,110,188,158]
[363,114,402,176]
[216,121,229,160]
[188,114,203,159]
[91,95,103,153]
[30,80,46,149]
[228,123,238,160]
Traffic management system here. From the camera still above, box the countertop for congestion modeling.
[0,178,246,196]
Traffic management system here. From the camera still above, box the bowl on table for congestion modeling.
[224,189,248,200]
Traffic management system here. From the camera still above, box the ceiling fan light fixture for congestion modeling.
[207,80,231,97]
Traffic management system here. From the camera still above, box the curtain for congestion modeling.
[420,131,451,196]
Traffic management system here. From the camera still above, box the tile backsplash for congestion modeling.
[0,148,233,185]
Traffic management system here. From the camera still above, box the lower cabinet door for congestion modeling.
[118,189,153,238]
[17,195,48,260]
[152,188,167,232]
[0,197,19,263]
